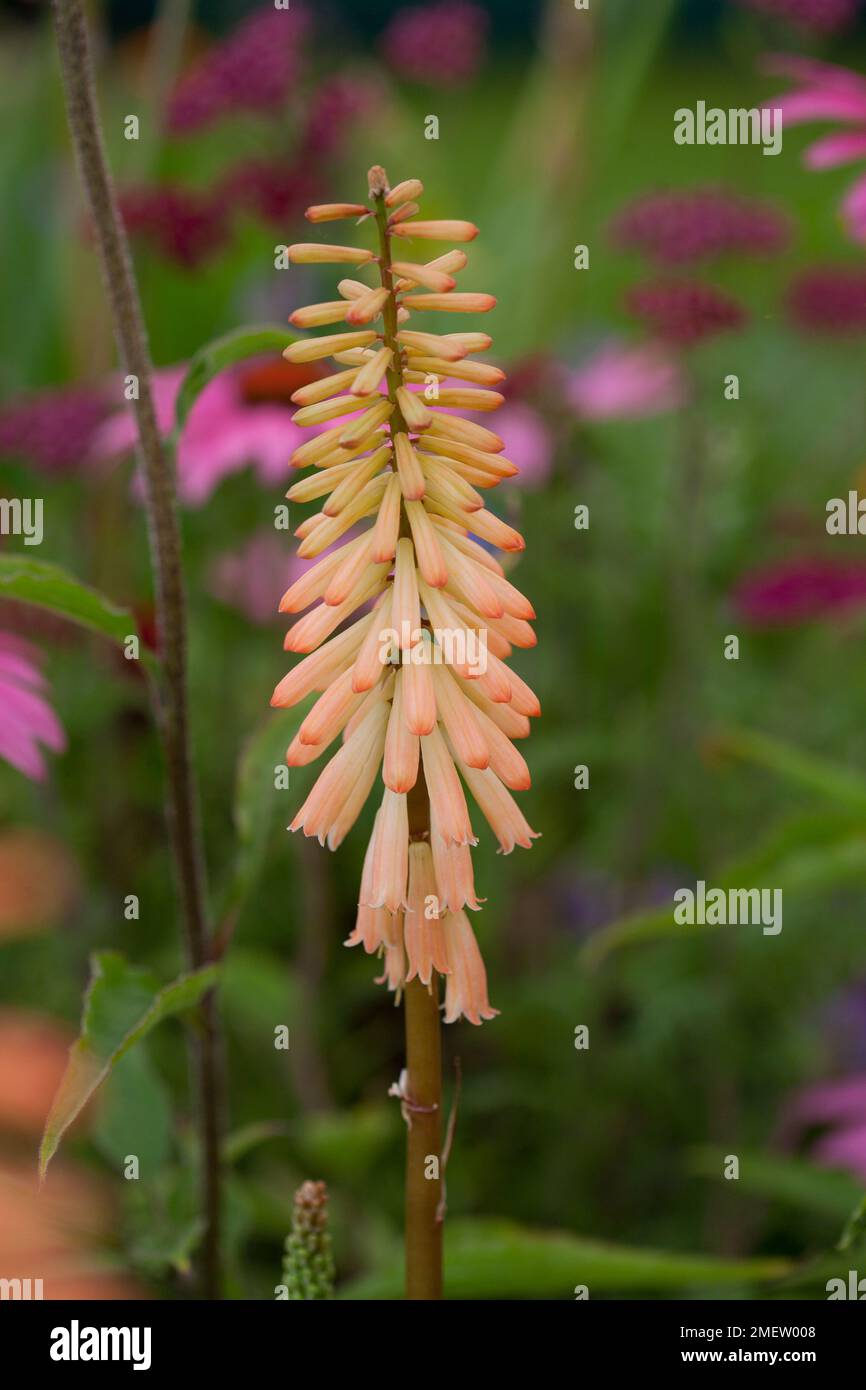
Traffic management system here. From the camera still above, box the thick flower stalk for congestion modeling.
[272,166,539,1030]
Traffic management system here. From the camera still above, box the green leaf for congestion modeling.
[597,0,679,152]
[172,325,295,436]
[39,951,219,1179]
[689,1147,862,1222]
[583,811,866,964]
[223,1121,290,1166]
[298,1105,394,1185]
[839,1194,866,1252]
[715,727,866,815]
[343,1218,791,1300]
[92,1047,173,1176]
[0,555,148,659]
[219,706,311,919]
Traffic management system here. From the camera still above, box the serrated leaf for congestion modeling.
[172,325,295,436]
[0,555,150,663]
[343,1218,790,1300]
[40,952,219,1179]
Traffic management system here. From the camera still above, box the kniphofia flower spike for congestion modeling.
[272,166,539,1025]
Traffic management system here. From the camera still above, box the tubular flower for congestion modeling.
[272,166,540,1024]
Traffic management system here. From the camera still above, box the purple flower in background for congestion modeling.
[220,160,316,229]
[0,634,65,781]
[168,5,310,133]
[822,981,866,1069]
[209,532,308,626]
[567,342,687,420]
[495,403,553,489]
[780,1076,866,1183]
[732,556,866,625]
[381,2,488,86]
[93,364,314,507]
[625,279,748,345]
[0,385,109,472]
[117,186,230,270]
[611,188,790,266]
[736,0,859,32]
[786,266,866,333]
[762,54,866,245]
[300,74,382,158]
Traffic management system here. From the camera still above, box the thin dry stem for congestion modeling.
[51,0,224,1299]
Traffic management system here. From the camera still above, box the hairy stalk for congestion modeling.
[371,172,444,1299]
[51,0,224,1299]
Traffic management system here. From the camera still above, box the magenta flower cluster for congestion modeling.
[786,266,866,333]
[168,7,310,133]
[733,558,866,626]
[381,2,488,86]
[612,188,790,266]
[626,280,747,345]
[0,385,109,473]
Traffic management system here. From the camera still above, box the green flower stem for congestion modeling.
[371,173,444,1299]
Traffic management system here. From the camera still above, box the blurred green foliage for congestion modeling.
[2,0,866,1298]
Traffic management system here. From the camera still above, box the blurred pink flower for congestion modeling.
[0,635,65,781]
[567,342,687,420]
[117,186,230,270]
[763,54,866,244]
[494,402,553,489]
[220,160,316,228]
[626,279,748,344]
[612,187,789,266]
[209,532,308,626]
[300,74,382,158]
[381,2,488,86]
[786,265,866,332]
[732,556,866,625]
[168,6,310,133]
[93,364,311,507]
[781,1075,866,1183]
[737,0,859,32]
[0,386,109,472]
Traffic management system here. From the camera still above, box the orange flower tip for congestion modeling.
[288,243,375,265]
[305,203,371,222]
[387,203,420,228]
[384,775,417,795]
[392,220,479,243]
[385,179,424,207]
[408,716,436,737]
